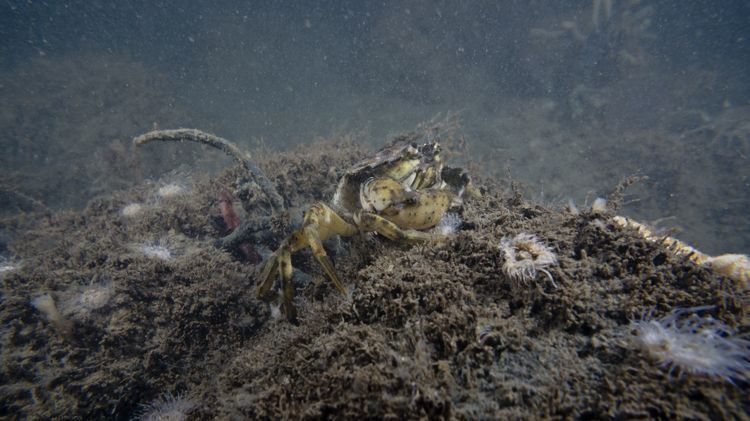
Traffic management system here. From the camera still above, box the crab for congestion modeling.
[257,134,476,320]
[131,126,476,320]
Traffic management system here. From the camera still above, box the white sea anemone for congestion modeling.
[152,170,192,202]
[139,244,173,261]
[499,233,558,287]
[591,197,608,213]
[137,392,195,421]
[269,302,282,320]
[61,280,113,319]
[630,307,750,383]
[0,264,17,275]
[566,198,579,215]
[0,256,19,276]
[121,202,145,218]
[156,182,187,200]
[433,212,462,236]
[131,235,197,262]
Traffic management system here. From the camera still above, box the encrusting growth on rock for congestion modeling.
[613,216,750,289]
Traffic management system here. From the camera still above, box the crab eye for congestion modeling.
[404,145,419,157]
[418,142,440,159]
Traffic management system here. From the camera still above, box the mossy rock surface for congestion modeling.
[1,139,747,419]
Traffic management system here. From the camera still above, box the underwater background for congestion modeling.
[1,2,750,419]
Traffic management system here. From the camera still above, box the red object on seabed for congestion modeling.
[218,189,262,264]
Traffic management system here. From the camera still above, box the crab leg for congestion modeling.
[355,211,439,243]
[257,246,281,297]
[304,226,348,295]
[257,202,357,320]
[277,248,296,320]
[257,241,298,320]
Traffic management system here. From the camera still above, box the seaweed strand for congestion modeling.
[133,128,284,212]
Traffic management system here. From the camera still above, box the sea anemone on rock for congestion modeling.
[136,393,195,421]
[630,307,750,384]
[498,233,558,287]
